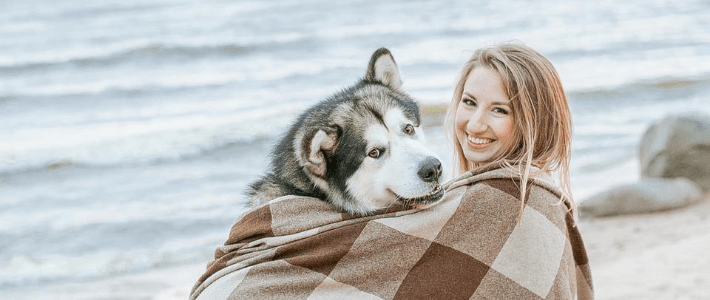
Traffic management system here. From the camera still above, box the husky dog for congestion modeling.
[247,48,444,215]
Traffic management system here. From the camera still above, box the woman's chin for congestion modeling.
[463,148,498,163]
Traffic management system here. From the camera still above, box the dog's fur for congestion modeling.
[247,48,444,215]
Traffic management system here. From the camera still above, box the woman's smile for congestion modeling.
[466,136,495,148]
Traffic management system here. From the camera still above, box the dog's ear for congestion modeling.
[299,125,340,178]
[365,47,403,90]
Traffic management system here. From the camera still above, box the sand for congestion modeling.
[579,193,710,300]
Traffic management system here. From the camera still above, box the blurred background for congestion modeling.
[1,0,709,298]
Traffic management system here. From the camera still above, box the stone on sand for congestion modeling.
[639,114,710,191]
[579,177,704,217]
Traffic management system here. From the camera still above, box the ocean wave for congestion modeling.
[0,78,237,102]
[548,39,709,60]
[570,76,710,99]
[572,150,637,174]
[0,191,245,287]
[0,43,255,74]
[0,135,271,176]
[0,232,223,288]
[0,107,296,176]
[0,95,15,104]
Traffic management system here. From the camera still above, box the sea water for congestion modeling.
[1,0,709,296]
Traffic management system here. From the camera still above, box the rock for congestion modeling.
[639,114,710,191]
[579,177,704,217]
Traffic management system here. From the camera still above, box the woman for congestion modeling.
[440,42,594,299]
[446,42,573,208]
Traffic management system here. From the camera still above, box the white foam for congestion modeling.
[0,251,146,286]
[0,242,216,287]
[0,191,238,233]
[557,50,710,93]
[0,93,311,173]
[571,158,640,202]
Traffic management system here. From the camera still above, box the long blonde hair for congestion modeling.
[444,42,574,214]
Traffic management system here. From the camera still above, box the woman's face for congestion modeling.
[455,66,517,164]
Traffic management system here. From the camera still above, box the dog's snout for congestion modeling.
[418,157,442,183]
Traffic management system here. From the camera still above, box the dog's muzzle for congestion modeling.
[397,156,445,206]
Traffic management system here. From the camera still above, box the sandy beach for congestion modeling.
[580,193,710,300]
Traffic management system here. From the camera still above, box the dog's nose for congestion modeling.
[418,157,442,183]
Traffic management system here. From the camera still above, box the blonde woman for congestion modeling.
[440,42,594,299]
[446,42,573,206]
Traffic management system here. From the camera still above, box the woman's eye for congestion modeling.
[493,107,509,115]
[403,124,415,135]
[368,148,381,158]
[462,99,476,106]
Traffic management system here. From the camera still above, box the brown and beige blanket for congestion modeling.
[190,167,594,299]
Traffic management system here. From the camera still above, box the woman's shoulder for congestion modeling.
[444,166,564,201]
[442,166,574,231]
[444,167,559,190]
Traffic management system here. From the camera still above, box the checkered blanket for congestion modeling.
[190,167,594,299]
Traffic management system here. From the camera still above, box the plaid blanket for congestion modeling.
[190,167,594,299]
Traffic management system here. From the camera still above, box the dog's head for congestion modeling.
[295,48,444,215]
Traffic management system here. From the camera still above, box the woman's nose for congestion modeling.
[467,111,488,133]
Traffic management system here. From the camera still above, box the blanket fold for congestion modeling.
[191,168,594,300]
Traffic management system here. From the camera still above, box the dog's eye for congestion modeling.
[404,124,415,136]
[368,148,382,158]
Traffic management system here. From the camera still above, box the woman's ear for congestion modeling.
[364,48,403,90]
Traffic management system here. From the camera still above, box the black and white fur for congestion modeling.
[247,48,444,215]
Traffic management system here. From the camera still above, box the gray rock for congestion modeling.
[639,114,710,191]
[579,177,704,217]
